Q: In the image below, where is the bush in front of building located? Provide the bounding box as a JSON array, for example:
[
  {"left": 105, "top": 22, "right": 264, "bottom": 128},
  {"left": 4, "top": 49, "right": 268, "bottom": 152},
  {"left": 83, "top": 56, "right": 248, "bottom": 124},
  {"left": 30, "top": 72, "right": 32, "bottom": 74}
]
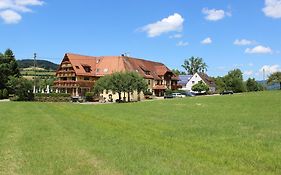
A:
[
  {"left": 35, "top": 93, "right": 71, "bottom": 102},
  {"left": 85, "top": 92, "right": 100, "bottom": 102}
]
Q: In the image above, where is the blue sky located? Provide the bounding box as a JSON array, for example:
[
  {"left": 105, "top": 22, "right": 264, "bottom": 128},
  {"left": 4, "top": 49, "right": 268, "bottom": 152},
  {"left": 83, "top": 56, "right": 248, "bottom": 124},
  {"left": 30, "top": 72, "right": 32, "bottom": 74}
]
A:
[{"left": 0, "top": 0, "right": 280, "bottom": 80}]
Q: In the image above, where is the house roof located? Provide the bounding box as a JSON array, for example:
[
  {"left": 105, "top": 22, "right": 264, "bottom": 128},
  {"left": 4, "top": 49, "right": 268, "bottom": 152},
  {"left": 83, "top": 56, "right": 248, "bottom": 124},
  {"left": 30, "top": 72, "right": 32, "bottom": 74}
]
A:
[
  {"left": 60, "top": 53, "right": 177, "bottom": 80},
  {"left": 178, "top": 75, "right": 193, "bottom": 86},
  {"left": 198, "top": 73, "right": 216, "bottom": 88}
]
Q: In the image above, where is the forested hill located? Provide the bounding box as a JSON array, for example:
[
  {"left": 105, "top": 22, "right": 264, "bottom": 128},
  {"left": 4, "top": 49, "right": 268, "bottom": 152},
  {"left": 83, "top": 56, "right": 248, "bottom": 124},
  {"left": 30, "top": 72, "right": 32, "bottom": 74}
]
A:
[{"left": 17, "top": 59, "right": 59, "bottom": 70}]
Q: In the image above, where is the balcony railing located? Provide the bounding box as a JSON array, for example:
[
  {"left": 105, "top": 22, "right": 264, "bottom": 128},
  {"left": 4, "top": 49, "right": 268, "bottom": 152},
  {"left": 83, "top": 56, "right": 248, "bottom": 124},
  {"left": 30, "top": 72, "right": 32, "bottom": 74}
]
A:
[
  {"left": 57, "top": 73, "right": 76, "bottom": 77},
  {"left": 54, "top": 80, "right": 95, "bottom": 88}
]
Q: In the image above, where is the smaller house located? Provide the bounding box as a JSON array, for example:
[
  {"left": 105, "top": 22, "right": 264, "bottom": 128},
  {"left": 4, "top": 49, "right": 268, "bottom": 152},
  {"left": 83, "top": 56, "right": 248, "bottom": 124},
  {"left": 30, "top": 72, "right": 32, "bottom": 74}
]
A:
[{"left": 179, "top": 73, "right": 216, "bottom": 93}]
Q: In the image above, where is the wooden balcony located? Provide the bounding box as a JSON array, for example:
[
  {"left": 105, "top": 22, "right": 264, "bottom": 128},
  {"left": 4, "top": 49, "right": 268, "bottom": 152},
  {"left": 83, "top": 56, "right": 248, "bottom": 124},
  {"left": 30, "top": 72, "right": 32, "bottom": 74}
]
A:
[
  {"left": 54, "top": 80, "right": 95, "bottom": 88},
  {"left": 61, "top": 63, "right": 73, "bottom": 68},
  {"left": 56, "top": 70, "right": 75, "bottom": 74},
  {"left": 57, "top": 73, "right": 76, "bottom": 77}
]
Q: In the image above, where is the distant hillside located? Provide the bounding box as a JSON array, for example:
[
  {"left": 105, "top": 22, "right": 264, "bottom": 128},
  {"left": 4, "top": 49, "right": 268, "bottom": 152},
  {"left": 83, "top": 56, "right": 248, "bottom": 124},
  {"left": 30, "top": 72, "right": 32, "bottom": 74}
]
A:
[{"left": 17, "top": 59, "right": 59, "bottom": 71}]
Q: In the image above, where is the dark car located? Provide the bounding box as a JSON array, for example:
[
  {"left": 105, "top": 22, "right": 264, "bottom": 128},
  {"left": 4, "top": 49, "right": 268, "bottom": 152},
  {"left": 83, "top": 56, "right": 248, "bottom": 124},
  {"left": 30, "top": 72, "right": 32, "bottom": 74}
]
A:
[
  {"left": 164, "top": 94, "right": 174, "bottom": 99},
  {"left": 220, "top": 90, "right": 234, "bottom": 95}
]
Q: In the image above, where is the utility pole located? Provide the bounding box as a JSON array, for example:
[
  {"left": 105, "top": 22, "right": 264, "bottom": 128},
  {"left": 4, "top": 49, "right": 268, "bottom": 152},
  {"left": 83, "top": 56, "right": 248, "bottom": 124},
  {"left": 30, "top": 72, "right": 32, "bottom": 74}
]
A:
[
  {"left": 263, "top": 68, "right": 265, "bottom": 81},
  {"left": 33, "top": 53, "right": 37, "bottom": 93}
]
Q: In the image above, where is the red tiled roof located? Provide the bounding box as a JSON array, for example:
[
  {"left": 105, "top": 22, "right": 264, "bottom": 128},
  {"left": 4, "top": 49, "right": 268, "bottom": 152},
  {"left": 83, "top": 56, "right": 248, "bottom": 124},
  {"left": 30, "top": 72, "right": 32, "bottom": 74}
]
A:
[
  {"left": 198, "top": 73, "right": 216, "bottom": 88},
  {"left": 59, "top": 53, "right": 178, "bottom": 80}
]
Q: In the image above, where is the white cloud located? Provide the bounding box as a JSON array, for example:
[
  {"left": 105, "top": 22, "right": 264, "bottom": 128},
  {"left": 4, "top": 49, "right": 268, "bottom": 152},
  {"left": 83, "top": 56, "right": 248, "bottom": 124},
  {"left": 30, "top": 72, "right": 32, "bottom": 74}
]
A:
[
  {"left": 201, "top": 37, "right": 212, "bottom": 44},
  {"left": 248, "top": 63, "right": 254, "bottom": 67},
  {"left": 260, "top": 65, "right": 280, "bottom": 74},
  {"left": 245, "top": 45, "right": 273, "bottom": 54},
  {"left": 177, "top": 41, "right": 189, "bottom": 47},
  {"left": 244, "top": 70, "right": 254, "bottom": 76},
  {"left": 141, "top": 13, "right": 184, "bottom": 37},
  {"left": 169, "top": 34, "right": 183, "bottom": 39},
  {"left": 15, "top": 0, "right": 44, "bottom": 6},
  {"left": 202, "top": 8, "right": 231, "bottom": 21},
  {"left": 263, "top": 0, "right": 281, "bottom": 18},
  {"left": 234, "top": 39, "right": 257, "bottom": 46},
  {"left": 0, "top": 10, "right": 21, "bottom": 24},
  {"left": 0, "top": 0, "right": 44, "bottom": 24}
]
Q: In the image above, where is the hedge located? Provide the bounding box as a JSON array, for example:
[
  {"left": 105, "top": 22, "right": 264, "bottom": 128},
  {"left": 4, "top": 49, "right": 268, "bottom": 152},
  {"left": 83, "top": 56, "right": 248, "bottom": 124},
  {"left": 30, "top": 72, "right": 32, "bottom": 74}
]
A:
[{"left": 35, "top": 93, "right": 71, "bottom": 102}]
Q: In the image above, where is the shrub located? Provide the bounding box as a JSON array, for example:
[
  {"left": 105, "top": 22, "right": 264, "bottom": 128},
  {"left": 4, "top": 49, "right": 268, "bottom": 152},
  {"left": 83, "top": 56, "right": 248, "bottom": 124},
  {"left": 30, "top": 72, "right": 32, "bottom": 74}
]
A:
[
  {"left": 2, "top": 89, "right": 8, "bottom": 99},
  {"left": 34, "top": 93, "right": 71, "bottom": 102},
  {"left": 192, "top": 81, "right": 209, "bottom": 92},
  {"left": 0, "top": 89, "right": 2, "bottom": 99},
  {"left": 85, "top": 92, "right": 95, "bottom": 102},
  {"left": 143, "top": 91, "right": 153, "bottom": 96}
]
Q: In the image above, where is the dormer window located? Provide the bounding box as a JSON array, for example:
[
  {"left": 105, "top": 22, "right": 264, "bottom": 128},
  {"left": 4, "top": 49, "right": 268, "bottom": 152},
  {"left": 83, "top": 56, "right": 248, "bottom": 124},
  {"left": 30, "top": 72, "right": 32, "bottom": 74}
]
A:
[
  {"left": 145, "top": 71, "right": 150, "bottom": 75},
  {"left": 81, "top": 64, "right": 91, "bottom": 73},
  {"left": 139, "top": 66, "right": 150, "bottom": 75},
  {"left": 75, "top": 66, "right": 80, "bottom": 69}
]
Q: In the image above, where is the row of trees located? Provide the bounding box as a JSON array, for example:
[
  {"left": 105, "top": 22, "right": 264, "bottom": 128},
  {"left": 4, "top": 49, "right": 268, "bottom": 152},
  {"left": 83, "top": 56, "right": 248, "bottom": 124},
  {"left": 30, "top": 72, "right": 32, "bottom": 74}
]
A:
[
  {"left": 214, "top": 69, "right": 265, "bottom": 93},
  {"left": 93, "top": 72, "right": 148, "bottom": 102}
]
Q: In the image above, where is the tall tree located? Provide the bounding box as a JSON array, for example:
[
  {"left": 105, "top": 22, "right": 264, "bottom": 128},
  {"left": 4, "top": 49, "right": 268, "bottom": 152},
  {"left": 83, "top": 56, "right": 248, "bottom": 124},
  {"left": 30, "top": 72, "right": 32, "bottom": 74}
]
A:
[
  {"left": 172, "top": 69, "right": 186, "bottom": 76},
  {"left": 0, "top": 49, "right": 21, "bottom": 89},
  {"left": 181, "top": 57, "right": 207, "bottom": 75},
  {"left": 246, "top": 78, "right": 260, "bottom": 92},
  {"left": 224, "top": 69, "right": 246, "bottom": 93},
  {"left": 267, "top": 72, "right": 281, "bottom": 90}
]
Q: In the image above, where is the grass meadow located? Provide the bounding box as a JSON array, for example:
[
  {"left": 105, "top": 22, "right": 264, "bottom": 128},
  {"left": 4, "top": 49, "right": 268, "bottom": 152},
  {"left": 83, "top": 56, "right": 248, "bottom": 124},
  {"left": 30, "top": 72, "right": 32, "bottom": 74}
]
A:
[{"left": 0, "top": 91, "right": 280, "bottom": 175}]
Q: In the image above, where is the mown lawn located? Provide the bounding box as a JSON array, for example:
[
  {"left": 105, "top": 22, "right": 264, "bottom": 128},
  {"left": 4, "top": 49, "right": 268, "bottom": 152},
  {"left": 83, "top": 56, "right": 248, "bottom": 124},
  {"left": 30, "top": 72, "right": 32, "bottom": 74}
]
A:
[{"left": 0, "top": 91, "right": 280, "bottom": 175}]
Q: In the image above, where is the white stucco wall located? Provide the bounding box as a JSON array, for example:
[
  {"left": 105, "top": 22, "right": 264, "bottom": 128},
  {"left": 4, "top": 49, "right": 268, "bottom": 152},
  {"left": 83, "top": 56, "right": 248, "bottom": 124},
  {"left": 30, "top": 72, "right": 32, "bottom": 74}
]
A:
[{"left": 183, "top": 73, "right": 204, "bottom": 92}]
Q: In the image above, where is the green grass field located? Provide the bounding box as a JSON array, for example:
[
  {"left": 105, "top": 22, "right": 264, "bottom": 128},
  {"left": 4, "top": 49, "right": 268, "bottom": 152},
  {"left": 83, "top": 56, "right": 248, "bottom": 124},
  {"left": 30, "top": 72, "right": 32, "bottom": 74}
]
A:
[{"left": 0, "top": 91, "right": 280, "bottom": 175}]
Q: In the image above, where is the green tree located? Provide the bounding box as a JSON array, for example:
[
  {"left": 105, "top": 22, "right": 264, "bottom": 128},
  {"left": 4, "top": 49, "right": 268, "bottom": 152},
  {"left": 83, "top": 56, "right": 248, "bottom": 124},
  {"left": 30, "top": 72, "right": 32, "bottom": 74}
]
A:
[
  {"left": 246, "top": 78, "right": 260, "bottom": 92},
  {"left": 214, "top": 76, "right": 227, "bottom": 93},
  {"left": 93, "top": 72, "right": 148, "bottom": 102},
  {"left": 267, "top": 72, "right": 281, "bottom": 90},
  {"left": 181, "top": 57, "right": 207, "bottom": 75},
  {"left": 192, "top": 81, "right": 209, "bottom": 92},
  {"left": 7, "top": 77, "right": 34, "bottom": 101},
  {"left": 224, "top": 69, "right": 246, "bottom": 93},
  {"left": 172, "top": 69, "right": 186, "bottom": 76},
  {"left": 132, "top": 73, "right": 148, "bottom": 101},
  {"left": 0, "top": 49, "right": 21, "bottom": 89}
]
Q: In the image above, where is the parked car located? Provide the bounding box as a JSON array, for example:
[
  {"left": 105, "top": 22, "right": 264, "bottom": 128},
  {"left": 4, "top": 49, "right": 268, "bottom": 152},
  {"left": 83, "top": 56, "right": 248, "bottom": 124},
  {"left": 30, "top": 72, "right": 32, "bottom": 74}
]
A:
[
  {"left": 172, "top": 93, "right": 186, "bottom": 98},
  {"left": 164, "top": 94, "right": 174, "bottom": 99},
  {"left": 182, "top": 91, "right": 195, "bottom": 97},
  {"left": 220, "top": 90, "right": 234, "bottom": 95}
]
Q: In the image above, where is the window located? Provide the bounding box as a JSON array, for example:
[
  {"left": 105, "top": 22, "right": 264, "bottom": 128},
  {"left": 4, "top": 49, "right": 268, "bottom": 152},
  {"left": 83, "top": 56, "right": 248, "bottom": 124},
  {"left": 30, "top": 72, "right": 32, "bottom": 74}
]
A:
[
  {"left": 84, "top": 77, "right": 90, "bottom": 81},
  {"left": 75, "top": 66, "right": 80, "bottom": 69},
  {"left": 72, "top": 77, "right": 76, "bottom": 81},
  {"left": 84, "top": 66, "right": 91, "bottom": 73},
  {"left": 148, "top": 80, "right": 151, "bottom": 85},
  {"left": 96, "top": 68, "right": 100, "bottom": 73},
  {"left": 192, "top": 81, "right": 195, "bottom": 84}
]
